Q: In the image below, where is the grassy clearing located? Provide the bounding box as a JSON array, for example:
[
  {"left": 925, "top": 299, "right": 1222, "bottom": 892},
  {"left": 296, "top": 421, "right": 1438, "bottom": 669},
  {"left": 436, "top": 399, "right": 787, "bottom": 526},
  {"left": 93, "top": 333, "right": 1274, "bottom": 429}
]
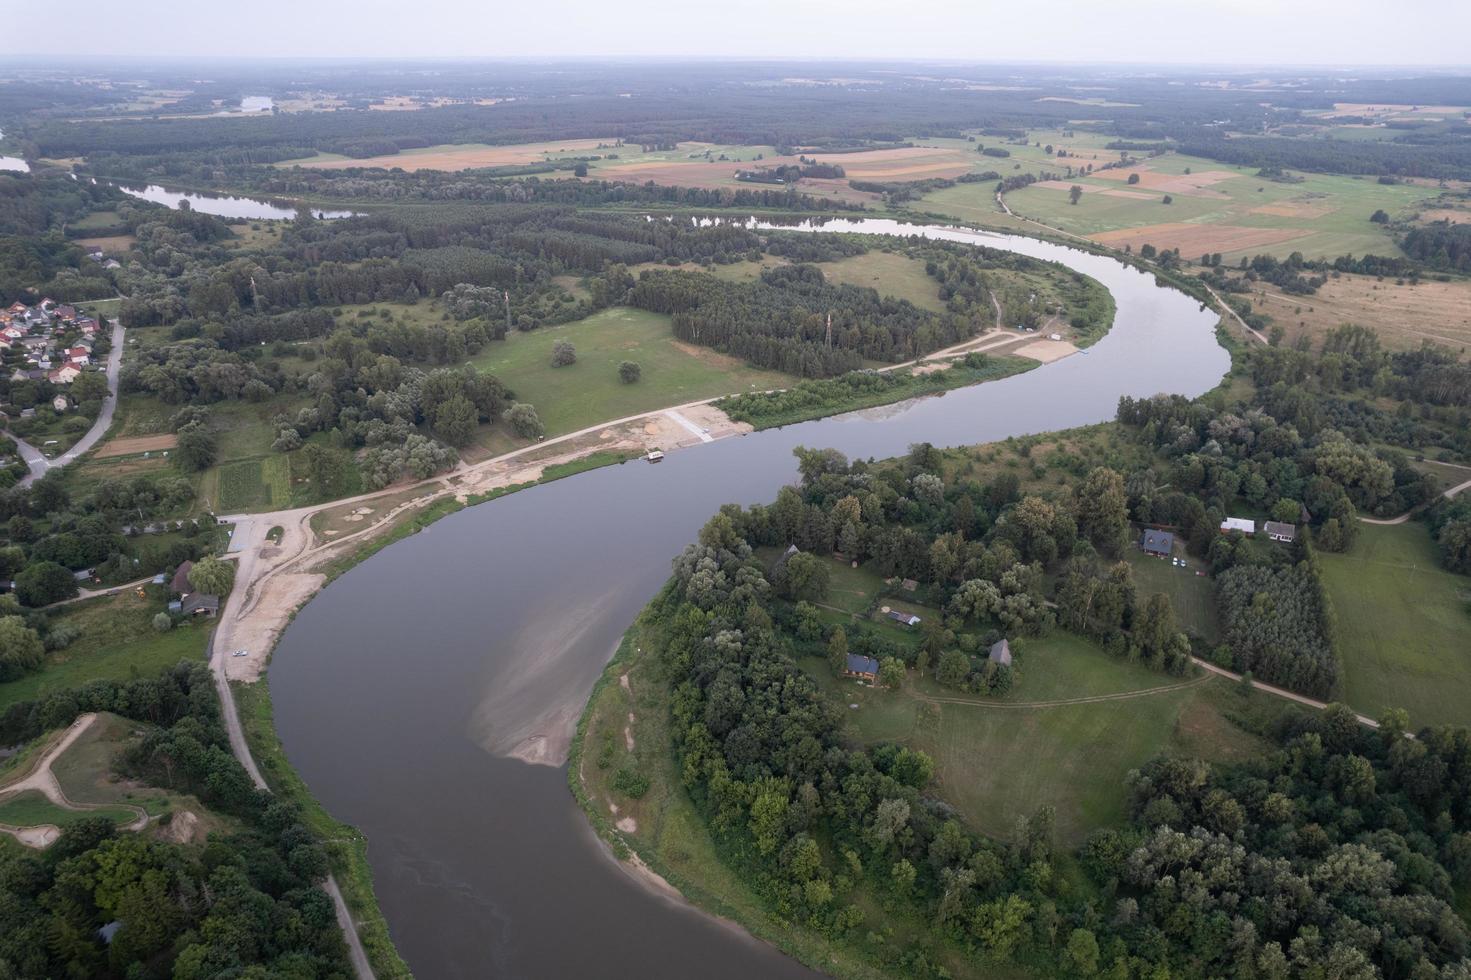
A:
[
  {"left": 819, "top": 251, "right": 947, "bottom": 312},
  {"left": 1125, "top": 550, "right": 1220, "bottom": 642},
  {"left": 0, "top": 591, "right": 211, "bottom": 713},
  {"left": 803, "top": 632, "right": 1270, "bottom": 846},
  {"left": 468, "top": 306, "right": 792, "bottom": 436},
  {"left": 48, "top": 711, "right": 234, "bottom": 824},
  {"left": 0, "top": 790, "right": 137, "bottom": 828},
  {"left": 1321, "top": 522, "right": 1471, "bottom": 729},
  {"left": 996, "top": 152, "right": 1442, "bottom": 261},
  {"left": 234, "top": 681, "right": 412, "bottom": 979}
]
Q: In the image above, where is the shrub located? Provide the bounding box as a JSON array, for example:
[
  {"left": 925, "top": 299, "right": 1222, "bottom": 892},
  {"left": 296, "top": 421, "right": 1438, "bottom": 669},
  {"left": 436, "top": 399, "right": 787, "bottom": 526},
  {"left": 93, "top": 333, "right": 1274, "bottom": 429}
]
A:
[
  {"left": 618, "top": 360, "right": 641, "bottom": 384},
  {"left": 152, "top": 612, "right": 173, "bottom": 632},
  {"left": 550, "top": 340, "right": 577, "bottom": 367},
  {"left": 613, "top": 766, "right": 650, "bottom": 799}
]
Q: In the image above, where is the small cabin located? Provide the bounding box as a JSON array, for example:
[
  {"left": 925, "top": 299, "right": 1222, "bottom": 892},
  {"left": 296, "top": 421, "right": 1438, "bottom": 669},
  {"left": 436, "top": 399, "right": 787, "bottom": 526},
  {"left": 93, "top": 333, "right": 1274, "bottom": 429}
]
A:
[
  {"left": 989, "top": 638, "right": 1013, "bottom": 667},
  {"left": 1264, "top": 521, "right": 1296, "bottom": 543},
  {"left": 886, "top": 610, "right": 921, "bottom": 628},
  {"left": 1220, "top": 517, "right": 1255, "bottom": 536},
  {"left": 1140, "top": 528, "right": 1174, "bottom": 558},
  {"left": 179, "top": 593, "right": 219, "bottom": 618},
  {"left": 843, "top": 654, "right": 880, "bottom": 682}
]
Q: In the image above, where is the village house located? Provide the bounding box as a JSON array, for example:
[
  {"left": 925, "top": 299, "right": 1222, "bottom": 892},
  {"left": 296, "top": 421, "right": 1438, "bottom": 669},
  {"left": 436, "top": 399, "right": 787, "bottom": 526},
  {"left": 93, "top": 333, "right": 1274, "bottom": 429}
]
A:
[
  {"left": 989, "top": 638, "right": 1013, "bottom": 667},
  {"left": 177, "top": 593, "right": 220, "bottom": 618},
  {"left": 842, "top": 654, "right": 880, "bottom": 683},
  {"left": 1264, "top": 521, "right": 1297, "bottom": 543},
  {"left": 1140, "top": 528, "right": 1174, "bottom": 558},
  {"left": 886, "top": 610, "right": 921, "bottom": 627},
  {"left": 48, "top": 365, "right": 81, "bottom": 385},
  {"left": 1220, "top": 517, "right": 1255, "bottom": 536}
]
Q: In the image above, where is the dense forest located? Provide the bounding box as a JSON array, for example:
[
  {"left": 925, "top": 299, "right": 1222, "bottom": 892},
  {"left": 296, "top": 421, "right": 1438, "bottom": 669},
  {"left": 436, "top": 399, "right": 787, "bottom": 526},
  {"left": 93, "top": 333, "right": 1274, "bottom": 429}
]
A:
[{"left": 0, "top": 662, "right": 350, "bottom": 978}]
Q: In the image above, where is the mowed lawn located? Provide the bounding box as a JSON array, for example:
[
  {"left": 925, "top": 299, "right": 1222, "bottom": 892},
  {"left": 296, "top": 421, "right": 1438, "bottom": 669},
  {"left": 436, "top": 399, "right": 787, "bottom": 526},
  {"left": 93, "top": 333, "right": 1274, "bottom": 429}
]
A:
[
  {"left": 819, "top": 252, "right": 947, "bottom": 312},
  {"left": 1321, "top": 522, "right": 1471, "bottom": 729},
  {"left": 805, "top": 633, "right": 1264, "bottom": 845},
  {"left": 1126, "top": 550, "right": 1220, "bottom": 642},
  {"left": 468, "top": 307, "right": 791, "bottom": 436}
]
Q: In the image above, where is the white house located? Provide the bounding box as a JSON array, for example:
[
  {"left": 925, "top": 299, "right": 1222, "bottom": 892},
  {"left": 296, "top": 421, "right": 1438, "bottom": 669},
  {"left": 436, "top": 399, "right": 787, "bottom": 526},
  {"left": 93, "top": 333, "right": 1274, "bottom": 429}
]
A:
[{"left": 1219, "top": 517, "right": 1255, "bottom": 535}]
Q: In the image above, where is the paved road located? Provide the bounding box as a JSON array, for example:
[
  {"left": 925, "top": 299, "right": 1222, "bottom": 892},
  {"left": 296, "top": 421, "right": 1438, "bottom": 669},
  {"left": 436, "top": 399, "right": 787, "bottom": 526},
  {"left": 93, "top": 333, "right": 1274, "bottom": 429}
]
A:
[{"left": 12, "top": 318, "right": 125, "bottom": 486}]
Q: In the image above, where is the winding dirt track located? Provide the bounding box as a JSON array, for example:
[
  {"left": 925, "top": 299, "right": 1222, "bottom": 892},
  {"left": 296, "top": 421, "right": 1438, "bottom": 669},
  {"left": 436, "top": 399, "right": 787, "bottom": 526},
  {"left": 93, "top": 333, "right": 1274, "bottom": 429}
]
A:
[{"left": 0, "top": 713, "right": 149, "bottom": 848}]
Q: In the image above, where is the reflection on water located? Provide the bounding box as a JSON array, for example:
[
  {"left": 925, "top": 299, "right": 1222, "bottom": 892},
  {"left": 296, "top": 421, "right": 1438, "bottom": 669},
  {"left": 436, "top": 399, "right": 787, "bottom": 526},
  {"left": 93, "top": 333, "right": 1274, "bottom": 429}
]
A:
[
  {"left": 113, "top": 182, "right": 357, "bottom": 221},
  {"left": 0, "top": 129, "right": 28, "bottom": 173},
  {"left": 271, "top": 219, "right": 1229, "bottom": 979}
]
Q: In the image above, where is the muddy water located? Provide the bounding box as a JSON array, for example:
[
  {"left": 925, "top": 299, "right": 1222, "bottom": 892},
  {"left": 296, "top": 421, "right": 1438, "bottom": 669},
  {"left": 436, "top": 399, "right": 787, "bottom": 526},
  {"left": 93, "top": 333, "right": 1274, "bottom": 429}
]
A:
[{"left": 270, "top": 220, "right": 1228, "bottom": 979}]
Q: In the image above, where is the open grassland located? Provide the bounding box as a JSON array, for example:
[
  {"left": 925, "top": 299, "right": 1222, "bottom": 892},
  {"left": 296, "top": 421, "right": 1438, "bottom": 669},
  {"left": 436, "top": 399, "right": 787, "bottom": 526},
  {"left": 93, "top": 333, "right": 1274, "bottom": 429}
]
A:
[
  {"left": 818, "top": 250, "right": 947, "bottom": 312},
  {"left": 468, "top": 306, "right": 791, "bottom": 436},
  {"left": 1245, "top": 272, "right": 1471, "bottom": 353},
  {"left": 0, "top": 592, "right": 211, "bottom": 713},
  {"left": 1321, "top": 522, "right": 1471, "bottom": 729},
  {"left": 996, "top": 153, "right": 1442, "bottom": 260},
  {"left": 284, "top": 137, "right": 617, "bottom": 171},
  {"left": 805, "top": 634, "right": 1273, "bottom": 846}
]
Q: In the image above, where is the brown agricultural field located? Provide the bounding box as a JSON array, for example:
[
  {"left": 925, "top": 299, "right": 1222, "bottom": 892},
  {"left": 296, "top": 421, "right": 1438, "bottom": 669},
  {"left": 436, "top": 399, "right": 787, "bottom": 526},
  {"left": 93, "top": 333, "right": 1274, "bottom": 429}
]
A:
[
  {"left": 298, "top": 138, "right": 612, "bottom": 171},
  {"left": 1246, "top": 273, "right": 1471, "bottom": 352},
  {"left": 1418, "top": 208, "right": 1470, "bottom": 224},
  {"left": 1091, "top": 222, "right": 1308, "bottom": 255},
  {"left": 93, "top": 434, "right": 178, "bottom": 459},
  {"left": 1088, "top": 167, "right": 1238, "bottom": 198}
]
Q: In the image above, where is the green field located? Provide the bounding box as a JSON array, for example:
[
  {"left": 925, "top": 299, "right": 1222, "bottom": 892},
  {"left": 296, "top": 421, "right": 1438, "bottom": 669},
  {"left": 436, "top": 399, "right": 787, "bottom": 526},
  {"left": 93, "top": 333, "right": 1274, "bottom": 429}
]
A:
[
  {"left": 1321, "top": 522, "right": 1471, "bottom": 729},
  {"left": 0, "top": 593, "right": 212, "bottom": 713},
  {"left": 819, "top": 251, "right": 947, "bottom": 312},
  {"left": 468, "top": 306, "right": 792, "bottom": 436},
  {"left": 804, "top": 632, "right": 1270, "bottom": 845},
  {"left": 1125, "top": 550, "right": 1220, "bottom": 642},
  {"left": 987, "top": 151, "right": 1442, "bottom": 261},
  {"left": 0, "top": 790, "right": 137, "bottom": 828}
]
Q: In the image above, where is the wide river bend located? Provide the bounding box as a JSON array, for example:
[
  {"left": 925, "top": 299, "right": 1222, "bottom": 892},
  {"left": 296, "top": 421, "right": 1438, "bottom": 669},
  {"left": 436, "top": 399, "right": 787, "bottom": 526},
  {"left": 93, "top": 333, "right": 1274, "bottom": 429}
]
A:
[{"left": 270, "top": 218, "right": 1228, "bottom": 979}]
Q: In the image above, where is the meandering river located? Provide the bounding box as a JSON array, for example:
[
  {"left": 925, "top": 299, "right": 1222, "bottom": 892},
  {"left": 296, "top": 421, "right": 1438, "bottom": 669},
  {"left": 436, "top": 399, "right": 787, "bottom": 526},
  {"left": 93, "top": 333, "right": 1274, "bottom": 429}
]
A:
[
  {"left": 111, "top": 181, "right": 357, "bottom": 220},
  {"left": 269, "top": 219, "right": 1228, "bottom": 979}
]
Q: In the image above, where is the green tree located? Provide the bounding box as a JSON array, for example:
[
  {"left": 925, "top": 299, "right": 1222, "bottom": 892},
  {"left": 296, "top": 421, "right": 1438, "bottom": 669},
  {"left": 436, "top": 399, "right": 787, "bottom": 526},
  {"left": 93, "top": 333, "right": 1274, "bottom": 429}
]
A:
[
  {"left": 0, "top": 616, "right": 45, "bottom": 680},
  {"left": 504, "top": 402, "right": 544, "bottom": 439},
  {"left": 173, "top": 423, "right": 217, "bottom": 472},
  {"left": 14, "top": 561, "right": 77, "bottom": 607},
  {"left": 1069, "top": 185, "right": 1083, "bottom": 205},
  {"left": 878, "top": 656, "right": 905, "bottom": 689},
  {"left": 433, "top": 393, "right": 478, "bottom": 447},
  {"left": 777, "top": 551, "right": 829, "bottom": 601},
  {"left": 1075, "top": 467, "right": 1129, "bottom": 553},
  {"left": 152, "top": 612, "right": 173, "bottom": 632},
  {"left": 828, "top": 627, "right": 849, "bottom": 674},
  {"left": 188, "top": 556, "right": 235, "bottom": 596},
  {"left": 618, "top": 361, "right": 642, "bottom": 384},
  {"left": 550, "top": 340, "right": 577, "bottom": 367},
  {"left": 1065, "top": 928, "right": 1100, "bottom": 976}
]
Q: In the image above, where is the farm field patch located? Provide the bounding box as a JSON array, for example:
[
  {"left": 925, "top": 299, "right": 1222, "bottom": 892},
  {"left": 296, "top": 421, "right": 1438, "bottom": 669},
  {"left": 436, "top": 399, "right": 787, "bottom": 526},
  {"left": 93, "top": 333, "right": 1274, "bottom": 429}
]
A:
[{"left": 1321, "top": 522, "right": 1471, "bottom": 729}]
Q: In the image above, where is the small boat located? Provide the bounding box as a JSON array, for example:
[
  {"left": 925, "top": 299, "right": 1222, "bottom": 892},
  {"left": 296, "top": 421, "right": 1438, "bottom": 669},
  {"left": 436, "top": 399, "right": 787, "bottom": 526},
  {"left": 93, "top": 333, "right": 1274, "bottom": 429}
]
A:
[{"left": 645, "top": 450, "right": 665, "bottom": 463}]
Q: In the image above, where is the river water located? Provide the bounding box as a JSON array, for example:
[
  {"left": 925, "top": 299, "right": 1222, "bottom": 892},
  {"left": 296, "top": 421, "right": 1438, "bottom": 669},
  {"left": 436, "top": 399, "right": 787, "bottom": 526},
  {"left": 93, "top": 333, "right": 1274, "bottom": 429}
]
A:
[
  {"left": 112, "top": 182, "right": 357, "bottom": 220},
  {"left": 269, "top": 219, "right": 1227, "bottom": 979},
  {"left": 0, "top": 129, "right": 28, "bottom": 173}
]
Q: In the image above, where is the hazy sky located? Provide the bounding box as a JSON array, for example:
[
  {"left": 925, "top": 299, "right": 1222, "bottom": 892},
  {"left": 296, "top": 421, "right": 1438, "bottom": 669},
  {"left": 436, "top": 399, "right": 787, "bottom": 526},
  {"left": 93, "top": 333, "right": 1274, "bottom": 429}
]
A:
[{"left": 8, "top": 0, "right": 1470, "bottom": 67}]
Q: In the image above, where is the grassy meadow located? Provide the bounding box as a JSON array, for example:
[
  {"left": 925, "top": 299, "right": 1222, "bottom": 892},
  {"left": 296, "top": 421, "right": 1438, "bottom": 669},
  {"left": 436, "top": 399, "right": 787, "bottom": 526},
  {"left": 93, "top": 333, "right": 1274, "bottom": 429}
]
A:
[
  {"left": 1321, "top": 522, "right": 1471, "bottom": 729},
  {"left": 468, "top": 306, "right": 792, "bottom": 436}
]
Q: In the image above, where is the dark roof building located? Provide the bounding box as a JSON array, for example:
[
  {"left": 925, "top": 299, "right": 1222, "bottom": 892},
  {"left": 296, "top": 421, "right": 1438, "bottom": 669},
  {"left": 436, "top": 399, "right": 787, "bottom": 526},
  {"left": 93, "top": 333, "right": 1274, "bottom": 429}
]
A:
[
  {"left": 1264, "top": 521, "right": 1297, "bottom": 543},
  {"left": 886, "top": 610, "right": 921, "bottom": 627},
  {"left": 989, "top": 638, "right": 1013, "bottom": 666},
  {"left": 843, "top": 654, "right": 880, "bottom": 679},
  {"left": 1140, "top": 529, "right": 1174, "bottom": 557},
  {"left": 170, "top": 560, "right": 193, "bottom": 595},
  {"left": 179, "top": 593, "right": 219, "bottom": 617}
]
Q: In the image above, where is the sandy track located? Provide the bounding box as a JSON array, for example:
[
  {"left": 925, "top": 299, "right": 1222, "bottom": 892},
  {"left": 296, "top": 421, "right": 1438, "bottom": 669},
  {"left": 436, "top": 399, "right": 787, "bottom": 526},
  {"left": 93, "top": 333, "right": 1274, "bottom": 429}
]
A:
[{"left": 0, "top": 713, "right": 149, "bottom": 847}]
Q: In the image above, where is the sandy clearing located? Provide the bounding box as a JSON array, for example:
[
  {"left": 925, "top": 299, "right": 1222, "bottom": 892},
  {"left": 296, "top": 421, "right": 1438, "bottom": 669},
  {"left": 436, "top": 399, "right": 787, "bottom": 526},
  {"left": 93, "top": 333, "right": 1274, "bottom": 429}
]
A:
[
  {"left": 0, "top": 823, "right": 60, "bottom": 848},
  {"left": 94, "top": 433, "right": 178, "bottom": 458},
  {"left": 1012, "top": 338, "right": 1079, "bottom": 363},
  {"left": 0, "top": 713, "right": 150, "bottom": 838},
  {"left": 298, "top": 138, "right": 611, "bottom": 171},
  {"left": 221, "top": 571, "right": 325, "bottom": 683},
  {"left": 1090, "top": 222, "right": 1309, "bottom": 255}
]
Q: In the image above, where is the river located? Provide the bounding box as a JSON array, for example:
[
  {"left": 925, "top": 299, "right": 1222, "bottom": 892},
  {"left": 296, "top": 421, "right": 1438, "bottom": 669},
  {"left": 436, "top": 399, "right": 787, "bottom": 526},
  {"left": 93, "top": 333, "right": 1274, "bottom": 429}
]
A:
[
  {"left": 0, "top": 128, "right": 29, "bottom": 173},
  {"left": 111, "top": 182, "right": 357, "bottom": 220},
  {"left": 268, "top": 219, "right": 1227, "bottom": 979}
]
